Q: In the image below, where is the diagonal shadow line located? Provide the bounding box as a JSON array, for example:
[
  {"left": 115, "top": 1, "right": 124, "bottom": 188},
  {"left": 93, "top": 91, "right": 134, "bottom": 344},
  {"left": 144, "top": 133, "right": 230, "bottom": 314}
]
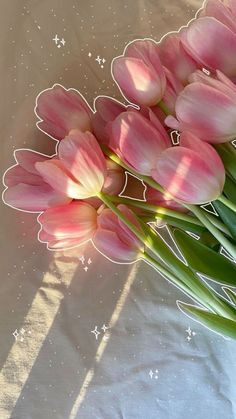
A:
[
  {"left": 6, "top": 243, "right": 139, "bottom": 419},
  {"left": 69, "top": 261, "right": 140, "bottom": 418}
]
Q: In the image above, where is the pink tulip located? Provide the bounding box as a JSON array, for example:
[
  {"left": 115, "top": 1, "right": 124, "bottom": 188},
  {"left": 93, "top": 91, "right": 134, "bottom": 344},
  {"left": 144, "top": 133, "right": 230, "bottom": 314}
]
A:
[
  {"left": 38, "top": 201, "right": 97, "bottom": 250},
  {"left": 145, "top": 187, "right": 187, "bottom": 212},
  {"left": 3, "top": 149, "right": 71, "bottom": 212},
  {"left": 165, "top": 70, "right": 236, "bottom": 143},
  {"left": 152, "top": 131, "right": 225, "bottom": 205},
  {"left": 92, "top": 96, "right": 131, "bottom": 145},
  {"left": 84, "top": 158, "right": 125, "bottom": 208},
  {"left": 109, "top": 111, "right": 171, "bottom": 175},
  {"left": 199, "top": 0, "right": 236, "bottom": 32},
  {"left": 35, "top": 84, "right": 93, "bottom": 140},
  {"left": 112, "top": 39, "right": 166, "bottom": 106},
  {"left": 158, "top": 33, "right": 198, "bottom": 85},
  {"left": 161, "top": 67, "right": 183, "bottom": 114},
  {"left": 92, "top": 204, "right": 144, "bottom": 262},
  {"left": 181, "top": 16, "right": 236, "bottom": 79},
  {"left": 35, "top": 130, "right": 107, "bottom": 199}
]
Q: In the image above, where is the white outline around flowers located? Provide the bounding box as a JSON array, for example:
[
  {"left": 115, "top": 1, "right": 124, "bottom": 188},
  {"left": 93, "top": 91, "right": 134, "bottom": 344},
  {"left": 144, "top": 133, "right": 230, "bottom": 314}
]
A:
[{"left": 2, "top": 0, "right": 236, "bottom": 337}]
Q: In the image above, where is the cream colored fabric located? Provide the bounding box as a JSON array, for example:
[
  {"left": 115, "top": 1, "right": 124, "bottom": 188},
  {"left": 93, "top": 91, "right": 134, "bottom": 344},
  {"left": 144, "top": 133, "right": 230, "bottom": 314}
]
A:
[{"left": 1, "top": 1, "right": 236, "bottom": 418}]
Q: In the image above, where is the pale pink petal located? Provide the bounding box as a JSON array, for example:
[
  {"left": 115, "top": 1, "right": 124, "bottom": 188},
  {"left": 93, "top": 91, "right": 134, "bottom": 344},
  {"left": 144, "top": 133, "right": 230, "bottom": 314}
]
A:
[
  {"left": 38, "top": 228, "right": 90, "bottom": 250},
  {"left": 200, "top": 0, "right": 236, "bottom": 32},
  {"left": 165, "top": 115, "right": 181, "bottom": 131},
  {"left": 93, "top": 229, "right": 139, "bottom": 262},
  {"left": 102, "top": 159, "right": 125, "bottom": 195},
  {"left": 3, "top": 165, "right": 43, "bottom": 187},
  {"left": 174, "top": 82, "right": 236, "bottom": 142},
  {"left": 117, "top": 204, "right": 144, "bottom": 250},
  {"left": 158, "top": 34, "right": 198, "bottom": 85},
  {"left": 35, "top": 160, "right": 90, "bottom": 199},
  {"left": 152, "top": 146, "right": 224, "bottom": 204},
  {"left": 94, "top": 96, "right": 127, "bottom": 122},
  {"left": 35, "top": 84, "right": 93, "bottom": 140},
  {"left": 38, "top": 201, "right": 97, "bottom": 238},
  {"left": 125, "top": 39, "right": 166, "bottom": 86},
  {"left": 3, "top": 183, "right": 71, "bottom": 212},
  {"left": 97, "top": 208, "right": 118, "bottom": 230},
  {"left": 14, "top": 149, "right": 50, "bottom": 174},
  {"left": 58, "top": 130, "right": 106, "bottom": 196},
  {"left": 112, "top": 57, "right": 165, "bottom": 106},
  {"left": 111, "top": 112, "right": 170, "bottom": 175},
  {"left": 182, "top": 17, "right": 236, "bottom": 77}
]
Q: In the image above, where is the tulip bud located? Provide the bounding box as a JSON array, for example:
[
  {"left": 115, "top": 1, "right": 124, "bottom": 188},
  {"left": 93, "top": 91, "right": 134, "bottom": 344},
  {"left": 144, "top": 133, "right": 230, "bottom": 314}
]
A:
[
  {"left": 93, "top": 204, "right": 144, "bottom": 262},
  {"left": 109, "top": 111, "right": 171, "bottom": 175},
  {"left": 112, "top": 39, "right": 166, "bottom": 106},
  {"left": 35, "top": 84, "right": 93, "bottom": 140},
  {"left": 165, "top": 70, "right": 236, "bottom": 143},
  {"left": 38, "top": 201, "right": 97, "bottom": 250},
  {"left": 152, "top": 132, "right": 225, "bottom": 204}
]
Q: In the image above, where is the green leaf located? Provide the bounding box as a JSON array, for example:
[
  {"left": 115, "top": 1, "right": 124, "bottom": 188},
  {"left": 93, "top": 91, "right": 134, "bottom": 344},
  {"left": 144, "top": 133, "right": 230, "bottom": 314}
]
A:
[
  {"left": 215, "top": 144, "right": 236, "bottom": 181},
  {"left": 172, "top": 229, "right": 236, "bottom": 286},
  {"left": 213, "top": 200, "right": 236, "bottom": 242},
  {"left": 224, "top": 176, "right": 236, "bottom": 205},
  {"left": 178, "top": 302, "right": 236, "bottom": 339},
  {"left": 222, "top": 287, "right": 236, "bottom": 306}
]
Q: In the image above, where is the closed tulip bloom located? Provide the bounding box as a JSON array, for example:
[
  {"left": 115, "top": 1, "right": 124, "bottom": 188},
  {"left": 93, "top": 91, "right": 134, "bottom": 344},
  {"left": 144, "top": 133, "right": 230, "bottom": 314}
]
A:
[
  {"left": 3, "top": 149, "right": 71, "bottom": 212},
  {"left": 158, "top": 33, "right": 198, "bottom": 85},
  {"left": 38, "top": 201, "right": 97, "bottom": 250},
  {"left": 109, "top": 111, "right": 171, "bottom": 175},
  {"left": 35, "top": 130, "right": 107, "bottom": 199},
  {"left": 199, "top": 0, "right": 236, "bottom": 32},
  {"left": 92, "top": 205, "right": 144, "bottom": 262},
  {"left": 181, "top": 16, "right": 236, "bottom": 79},
  {"left": 165, "top": 70, "right": 236, "bottom": 143},
  {"left": 152, "top": 132, "right": 225, "bottom": 205},
  {"left": 112, "top": 39, "right": 166, "bottom": 106},
  {"left": 35, "top": 84, "right": 93, "bottom": 140}
]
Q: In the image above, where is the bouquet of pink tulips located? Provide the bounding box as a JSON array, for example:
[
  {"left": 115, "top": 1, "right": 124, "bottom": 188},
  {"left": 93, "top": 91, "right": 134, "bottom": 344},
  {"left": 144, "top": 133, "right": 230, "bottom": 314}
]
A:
[{"left": 4, "top": 0, "right": 236, "bottom": 339}]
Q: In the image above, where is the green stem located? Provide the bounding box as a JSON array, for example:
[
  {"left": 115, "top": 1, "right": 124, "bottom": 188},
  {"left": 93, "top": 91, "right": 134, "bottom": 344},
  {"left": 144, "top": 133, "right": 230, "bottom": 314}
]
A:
[
  {"left": 158, "top": 100, "right": 171, "bottom": 116},
  {"left": 217, "top": 194, "right": 236, "bottom": 213},
  {"left": 98, "top": 192, "right": 236, "bottom": 320},
  {"left": 186, "top": 204, "right": 236, "bottom": 260},
  {"left": 101, "top": 148, "right": 233, "bottom": 239},
  {"left": 108, "top": 194, "right": 231, "bottom": 237},
  {"left": 108, "top": 195, "right": 202, "bottom": 225}
]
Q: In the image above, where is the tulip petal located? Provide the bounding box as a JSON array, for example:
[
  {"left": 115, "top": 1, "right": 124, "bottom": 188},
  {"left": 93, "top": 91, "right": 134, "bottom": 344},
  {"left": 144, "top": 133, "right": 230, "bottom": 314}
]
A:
[
  {"left": 111, "top": 112, "right": 170, "bottom": 175},
  {"left": 113, "top": 57, "right": 164, "bottom": 106},
  {"left": 200, "top": 0, "right": 236, "bottom": 33},
  {"left": 3, "top": 165, "right": 43, "bottom": 187},
  {"left": 93, "top": 229, "right": 139, "bottom": 262},
  {"left": 59, "top": 130, "right": 106, "bottom": 195},
  {"left": 35, "top": 84, "right": 92, "bottom": 140},
  {"left": 125, "top": 39, "right": 166, "bottom": 88},
  {"left": 182, "top": 17, "right": 236, "bottom": 76},
  {"left": 152, "top": 146, "right": 224, "bottom": 204},
  {"left": 35, "top": 159, "right": 89, "bottom": 199},
  {"left": 174, "top": 82, "right": 236, "bottom": 142},
  {"left": 3, "top": 183, "right": 71, "bottom": 212},
  {"left": 38, "top": 201, "right": 97, "bottom": 238},
  {"left": 158, "top": 34, "right": 198, "bottom": 85},
  {"left": 180, "top": 131, "right": 225, "bottom": 189},
  {"left": 14, "top": 149, "right": 50, "bottom": 174}
]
